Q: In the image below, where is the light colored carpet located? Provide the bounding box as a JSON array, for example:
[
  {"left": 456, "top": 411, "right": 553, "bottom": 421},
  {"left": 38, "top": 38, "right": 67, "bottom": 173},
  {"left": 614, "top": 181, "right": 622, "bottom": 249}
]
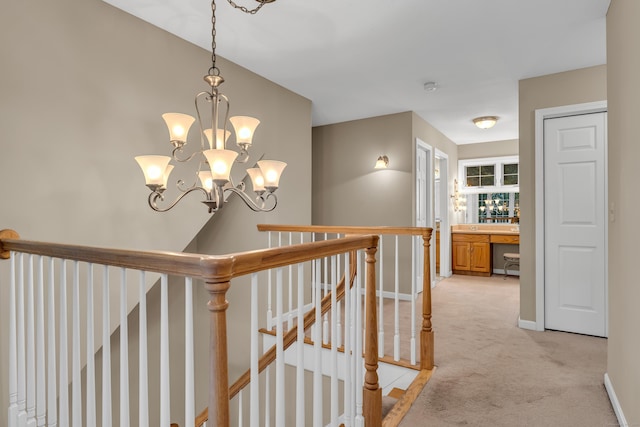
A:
[{"left": 398, "top": 274, "right": 617, "bottom": 427}]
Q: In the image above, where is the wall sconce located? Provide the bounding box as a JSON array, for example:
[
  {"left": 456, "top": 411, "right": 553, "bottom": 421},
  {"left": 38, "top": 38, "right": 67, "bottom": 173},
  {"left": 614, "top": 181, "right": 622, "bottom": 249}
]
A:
[
  {"left": 451, "top": 179, "right": 467, "bottom": 212},
  {"left": 374, "top": 155, "right": 389, "bottom": 169},
  {"left": 473, "top": 116, "right": 499, "bottom": 129}
]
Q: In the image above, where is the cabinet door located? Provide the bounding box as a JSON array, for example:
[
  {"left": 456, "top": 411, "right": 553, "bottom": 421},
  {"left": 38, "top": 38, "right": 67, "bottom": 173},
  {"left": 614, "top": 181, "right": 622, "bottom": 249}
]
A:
[
  {"left": 452, "top": 242, "right": 471, "bottom": 271},
  {"left": 470, "top": 242, "right": 491, "bottom": 273}
]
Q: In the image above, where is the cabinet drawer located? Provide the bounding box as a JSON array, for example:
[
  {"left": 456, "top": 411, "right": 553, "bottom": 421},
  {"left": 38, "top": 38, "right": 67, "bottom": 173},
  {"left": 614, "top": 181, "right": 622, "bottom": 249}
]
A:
[
  {"left": 451, "top": 233, "right": 490, "bottom": 243},
  {"left": 490, "top": 234, "right": 520, "bottom": 244}
]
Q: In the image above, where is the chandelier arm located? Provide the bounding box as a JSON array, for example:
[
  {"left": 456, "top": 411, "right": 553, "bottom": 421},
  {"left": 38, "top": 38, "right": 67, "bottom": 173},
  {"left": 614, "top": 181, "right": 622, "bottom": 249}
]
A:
[
  {"left": 223, "top": 187, "right": 278, "bottom": 212},
  {"left": 147, "top": 186, "right": 212, "bottom": 213},
  {"left": 195, "top": 91, "right": 214, "bottom": 150},
  {"left": 172, "top": 147, "right": 202, "bottom": 163}
]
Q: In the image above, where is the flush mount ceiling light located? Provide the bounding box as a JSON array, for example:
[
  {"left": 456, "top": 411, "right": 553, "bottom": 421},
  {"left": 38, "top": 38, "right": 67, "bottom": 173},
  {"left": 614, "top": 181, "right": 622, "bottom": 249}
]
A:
[
  {"left": 374, "top": 155, "right": 389, "bottom": 169},
  {"left": 473, "top": 116, "right": 499, "bottom": 129},
  {"left": 135, "top": 0, "right": 285, "bottom": 214},
  {"left": 423, "top": 81, "right": 438, "bottom": 92}
]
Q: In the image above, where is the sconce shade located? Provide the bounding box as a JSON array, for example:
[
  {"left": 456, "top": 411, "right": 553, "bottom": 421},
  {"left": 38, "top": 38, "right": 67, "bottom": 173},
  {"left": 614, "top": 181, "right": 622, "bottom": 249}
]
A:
[
  {"left": 162, "top": 113, "right": 195, "bottom": 143},
  {"left": 246, "top": 168, "right": 266, "bottom": 193},
  {"left": 375, "top": 155, "right": 389, "bottom": 169},
  {"left": 204, "top": 128, "right": 231, "bottom": 150},
  {"left": 230, "top": 116, "right": 260, "bottom": 146},
  {"left": 473, "top": 116, "right": 498, "bottom": 129},
  {"left": 198, "top": 170, "right": 214, "bottom": 191},
  {"left": 203, "top": 149, "right": 239, "bottom": 186},
  {"left": 257, "top": 160, "right": 287, "bottom": 191},
  {"left": 135, "top": 155, "right": 172, "bottom": 187}
]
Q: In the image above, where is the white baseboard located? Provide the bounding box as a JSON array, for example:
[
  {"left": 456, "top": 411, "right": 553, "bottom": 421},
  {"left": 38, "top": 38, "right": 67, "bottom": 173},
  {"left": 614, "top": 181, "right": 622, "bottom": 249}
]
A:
[
  {"left": 605, "top": 373, "right": 629, "bottom": 427},
  {"left": 517, "top": 317, "right": 537, "bottom": 331},
  {"left": 492, "top": 268, "right": 520, "bottom": 276}
]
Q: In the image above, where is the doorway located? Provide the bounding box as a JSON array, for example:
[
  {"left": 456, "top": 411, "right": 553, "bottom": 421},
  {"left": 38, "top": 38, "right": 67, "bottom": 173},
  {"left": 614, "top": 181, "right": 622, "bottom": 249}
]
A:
[
  {"left": 435, "top": 149, "right": 451, "bottom": 278},
  {"left": 534, "top": 101, "right": 608, "bottom": 337},
  {"left": 415, "top": 138, "right": 434, "bottom": 290}
]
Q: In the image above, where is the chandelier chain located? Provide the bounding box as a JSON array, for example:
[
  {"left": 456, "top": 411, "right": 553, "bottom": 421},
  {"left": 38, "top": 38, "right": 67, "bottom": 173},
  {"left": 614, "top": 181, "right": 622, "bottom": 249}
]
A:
[
  {"left": 226, "top": 0, "right": 266, "bottom": 15},
  {"left": 209, "top": 0, "right": 220, "bottom": 76}
]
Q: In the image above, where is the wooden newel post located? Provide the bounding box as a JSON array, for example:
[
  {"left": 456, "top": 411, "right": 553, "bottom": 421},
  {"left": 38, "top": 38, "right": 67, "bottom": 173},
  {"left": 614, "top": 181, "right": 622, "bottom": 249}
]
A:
[
  {"left": 421, "top": 230, "right": 434, "bottom": 370},
  {"left": 363, "top": 245, "right": 382, "bottom": 426},
  {"left": 205, "top": 275, "right": 232, "bottom": 427},
  {"left": 0, "top": 229, "right": 20, "bottom": 259}
]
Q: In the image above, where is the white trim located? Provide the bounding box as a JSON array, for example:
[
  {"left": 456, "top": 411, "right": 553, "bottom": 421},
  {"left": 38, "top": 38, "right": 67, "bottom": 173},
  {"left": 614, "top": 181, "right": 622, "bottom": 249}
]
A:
[
  {"left": 534, "top": 101, "right": 607, "bottom": 332},
  {"left": 415, "top": 138, "right": 435, "bottom": 289},
  {"left": 493, "top": 268, "right": 520, "bottom": 276},
  {"left": 435, "top": 149, "right": 451, "bottom": 280},
  {"left": 604, "top": 373, "right": 628, "bottom": 427},
  {"left": 517, "top": 318, "right": 538, "bottom": 331}
]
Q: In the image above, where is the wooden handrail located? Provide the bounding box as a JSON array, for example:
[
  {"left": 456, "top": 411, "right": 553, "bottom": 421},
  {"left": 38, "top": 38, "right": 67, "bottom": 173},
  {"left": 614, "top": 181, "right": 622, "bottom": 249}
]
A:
[{"left": 258, "top": 223, "right": 431, "bottom": 236}]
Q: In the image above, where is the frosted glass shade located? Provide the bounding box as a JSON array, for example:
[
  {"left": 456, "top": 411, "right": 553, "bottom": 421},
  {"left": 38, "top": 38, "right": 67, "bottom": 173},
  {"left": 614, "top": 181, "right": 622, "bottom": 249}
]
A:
[
  {"left": 198, "top": 170, "right": 214, "bottom": 191},
  {"left": 257, "top": 160, "right": 287, "bottom": 191},
  {"left": 472, "top": 116, "right": 498, "bottom": 129},
  {"left": 162, "top": 113, "right": 195, "bottom": 143},
  {"left": 246, "top": 168, "right": 266, "bottom": 193},
  {"left": 135, "top": 155, "right": 172, "bottom": 187},
  {"left": 203, "top": 149, "right": 239, "bottom": 185},
  {"left": 204, "top": 128, "right": 231, "bottom": 150},
  {"left": 230, "top": 116, "right": 260, "bottom": 146}
]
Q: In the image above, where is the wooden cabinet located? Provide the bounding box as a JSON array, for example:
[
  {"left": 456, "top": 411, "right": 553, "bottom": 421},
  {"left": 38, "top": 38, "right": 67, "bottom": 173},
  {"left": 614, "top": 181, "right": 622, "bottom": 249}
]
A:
[{"left": 452, "top": 233, "right": 492, "bottom": 276}]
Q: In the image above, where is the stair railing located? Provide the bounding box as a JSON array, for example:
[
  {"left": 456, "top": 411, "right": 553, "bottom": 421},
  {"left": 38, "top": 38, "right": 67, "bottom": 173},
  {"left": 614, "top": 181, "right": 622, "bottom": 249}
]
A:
[
  {"left": 256, "top": 224, "right": 434, "bottom": 372},
  {"left": 1, "top": 228, "right": 381, "bottom": 427}
]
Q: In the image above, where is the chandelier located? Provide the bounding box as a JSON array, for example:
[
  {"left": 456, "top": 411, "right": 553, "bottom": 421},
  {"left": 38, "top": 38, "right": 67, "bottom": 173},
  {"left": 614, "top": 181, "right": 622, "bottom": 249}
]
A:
[{"left": 135, "top": 0, "right": 284, "bottom": 213}]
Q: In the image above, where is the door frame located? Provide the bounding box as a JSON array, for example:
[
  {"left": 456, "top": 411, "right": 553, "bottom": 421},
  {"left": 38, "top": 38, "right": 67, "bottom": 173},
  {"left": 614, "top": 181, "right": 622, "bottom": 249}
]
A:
[
  {"left": 533, "top": 100, "right": 608, "bottom": 332},
  {"left": 435, "top": 149, "right": 451, "bottom": 277},
  {"left": 415, "top": 138, "right": 435, "bottom": 289}
]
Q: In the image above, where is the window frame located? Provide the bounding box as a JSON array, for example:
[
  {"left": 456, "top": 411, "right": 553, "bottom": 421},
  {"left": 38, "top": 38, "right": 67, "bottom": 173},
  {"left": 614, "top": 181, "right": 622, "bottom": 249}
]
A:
[{"left": 458, "top": 155, "right": 519, "bottom": 194}]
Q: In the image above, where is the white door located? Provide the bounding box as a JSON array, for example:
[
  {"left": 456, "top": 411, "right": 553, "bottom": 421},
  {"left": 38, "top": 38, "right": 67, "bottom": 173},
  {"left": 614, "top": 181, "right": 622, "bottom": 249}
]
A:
[
  {"left": 415, "top": 139, "right": 432, "bottom": 292},
  {"left": 544, "top": 112, "right": 607, "bottom": 337}
]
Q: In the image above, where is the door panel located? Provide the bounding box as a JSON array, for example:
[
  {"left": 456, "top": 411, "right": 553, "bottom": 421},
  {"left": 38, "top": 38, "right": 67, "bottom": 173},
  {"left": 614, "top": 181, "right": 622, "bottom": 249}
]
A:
[{"left": 544, "top": 112, "right": 607, "bottom": 337}]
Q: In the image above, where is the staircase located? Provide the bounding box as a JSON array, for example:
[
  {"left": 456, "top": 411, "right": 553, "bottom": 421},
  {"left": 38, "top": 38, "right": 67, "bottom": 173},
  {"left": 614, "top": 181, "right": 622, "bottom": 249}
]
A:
[{"left": 1, "top": 224, "right": 434, "bottom": 426}]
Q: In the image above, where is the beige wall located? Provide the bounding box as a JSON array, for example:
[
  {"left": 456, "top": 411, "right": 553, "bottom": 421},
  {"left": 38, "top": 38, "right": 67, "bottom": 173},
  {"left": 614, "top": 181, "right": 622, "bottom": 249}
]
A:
[
  {"left": 518, "top": 65, "right": 607, "bottom": 321},
  {"left": 606, "top": 0, "right": 640, "bottom": 424},
  {"left": 457, "top": 139, "right": 519, "bottom": 160},
  {"left": 312, "top": 112, "right": 414, "bottom": 226},
  {"left": 0, "top": 0, "right": 311, "bottom": 423}
]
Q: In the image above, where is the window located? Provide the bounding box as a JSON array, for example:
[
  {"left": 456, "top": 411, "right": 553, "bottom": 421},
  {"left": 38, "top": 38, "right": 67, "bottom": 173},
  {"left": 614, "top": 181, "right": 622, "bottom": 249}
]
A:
[{"left": 458, "top": 156, "right": 519, "bottom": 193}]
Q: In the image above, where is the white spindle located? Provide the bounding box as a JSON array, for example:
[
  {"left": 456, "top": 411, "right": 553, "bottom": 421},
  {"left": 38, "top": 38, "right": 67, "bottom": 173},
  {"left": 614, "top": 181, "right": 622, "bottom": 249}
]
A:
[
  {"left": 313, "top": 259, "right": 322, "bottom": 427},
  {"left": 411, "top": 236, "right": 417, "bottom": 365},
  {"left": 275, "top": 268, "right": 285, "bottom": 426},
  {"left": 138, "top": 271, "right": 149, "bottom": 427},
  {"left": 250, "top": 273, "right": 259, "bottom": 427},
  {"left": 86, "top": 264, "right": 96, "bottom": 427},
  {"left": 288, "top": 233, "right": 293, "bottom": 330},
  {"left": 264, "top": 366, "right": 270, "bottom": 427},
  {"left": 237, "top": 390, "right": 243, "bottom": 427},
  {"left": 102, "top": 267, "right": 112, "bottom": 427},
  {"left": 25, "top": 255, "right": 36, "bottom": 426},
  {"left": 185, "top": 276, "right": 194, "bottom": 427},
  {"left": 9, "top": 253, "right": 18, "bottom": 427},
  {"left": 355, "top": 251, "right": 364, "bottom": 427},
  {"left": 160, "top": 273, "right": 170, "bottom": 427},
  {"left": 119, "top": 268, "right": 130, "bottom": 427},
  {"left": 58, "top": 260, "right": 69, "bottom": 427},
  {"left": 17, "top": 253, "right": 27, "bottom": 427},
  {"left": 35, "top": 257, "right": 45, "bottom": 427},
  {"left": 323, "top": 234, "right": 329, "bottom": 345},
  {"left": 46, "top": 258, "right": 57, "bottom": 427},
  {"left": 295, "top": 263, "right": 305, "bottom": 427},
  {"left": 378, "top": 235, "right": 384, "bottom": 358},
  {"left": 72, "top": 261, "right": 82, "bottom": 427},
  {"left": 267, "top": 232, "right": 273, "bottom": 330},
  {"left": 336, "top": 243, "right": 342, "bottom": 348},
  {"left": 330, "top": 255, "right": 338, "bottom": 424},
  {"left": 343, "top": 253, "right": 352, "bottom": 427},
  {"left": 394, "top": 235, "right": 401, "bottom": 361}
]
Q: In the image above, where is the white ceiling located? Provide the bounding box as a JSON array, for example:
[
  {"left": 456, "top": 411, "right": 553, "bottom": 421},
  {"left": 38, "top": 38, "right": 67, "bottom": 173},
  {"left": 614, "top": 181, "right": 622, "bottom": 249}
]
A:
[{"left": 103, "top": 0, "right": 609, "bottom": 145}]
